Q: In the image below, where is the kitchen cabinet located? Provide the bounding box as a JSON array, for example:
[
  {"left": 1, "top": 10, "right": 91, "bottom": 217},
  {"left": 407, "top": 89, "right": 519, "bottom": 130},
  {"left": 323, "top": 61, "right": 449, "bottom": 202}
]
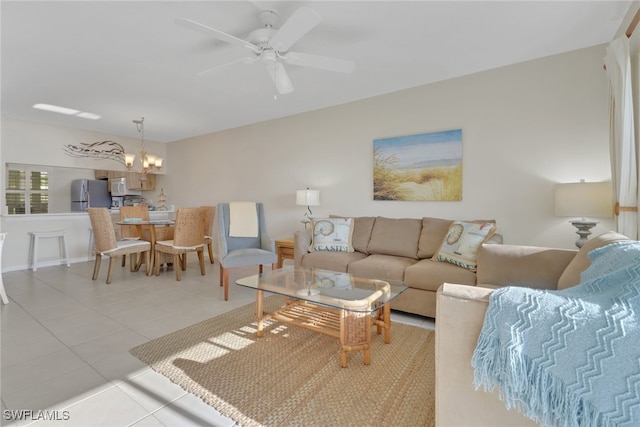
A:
[
  {"left": 104, "top": 171, "right": 156, "bottom": 191},
  {"left": 139, "top": 173, "right": 156, "bottom": 191},
  {"left": 94, "top": 170, "right": 109, "bottom": 180}
]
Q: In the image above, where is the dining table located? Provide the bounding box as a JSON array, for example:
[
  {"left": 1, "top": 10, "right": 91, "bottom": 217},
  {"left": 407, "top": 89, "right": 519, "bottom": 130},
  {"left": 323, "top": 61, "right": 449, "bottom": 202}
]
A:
[{"left": 116, "top": 219, "right": 175, "bottom": 274}]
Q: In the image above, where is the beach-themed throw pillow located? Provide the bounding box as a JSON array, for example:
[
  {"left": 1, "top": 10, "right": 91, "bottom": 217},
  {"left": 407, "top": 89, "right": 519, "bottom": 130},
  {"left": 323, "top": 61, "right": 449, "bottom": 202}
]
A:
[
  {"left": 310, "top": 217, "right": 355, "bottom": 252},
  {"left": 434, "top": 221, "right": 497, "bottom": 271}
]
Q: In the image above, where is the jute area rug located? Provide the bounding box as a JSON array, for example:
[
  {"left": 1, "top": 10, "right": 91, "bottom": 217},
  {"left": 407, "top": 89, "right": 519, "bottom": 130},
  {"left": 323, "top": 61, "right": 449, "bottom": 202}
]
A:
[{"left": 130, "top": 296, "right": 435, "bottom": 427}]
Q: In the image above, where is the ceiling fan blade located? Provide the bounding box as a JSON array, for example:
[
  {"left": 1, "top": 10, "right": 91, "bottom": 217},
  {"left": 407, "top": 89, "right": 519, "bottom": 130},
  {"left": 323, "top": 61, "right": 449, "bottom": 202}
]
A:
[
  {"left": 179, "top": 18, "right": 259, "bottom": 53},
  {"left": 269, "top": 7, "right": 321, "bottom": 52},
  {"left": 197, "top": 57, "right": 258, "bottom": 76},
  {"left": 284, "top": 52, "right": 355, "bottom": 74},
  {"left": 265, "top": 62, "right": 294, "bottom": 94}
]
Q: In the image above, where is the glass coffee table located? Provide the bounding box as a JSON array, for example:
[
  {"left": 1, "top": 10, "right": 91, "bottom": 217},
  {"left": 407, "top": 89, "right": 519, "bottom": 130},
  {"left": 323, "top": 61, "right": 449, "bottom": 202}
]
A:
[{"left": 236, "top": 266, "right": 408, "bottom": 368}]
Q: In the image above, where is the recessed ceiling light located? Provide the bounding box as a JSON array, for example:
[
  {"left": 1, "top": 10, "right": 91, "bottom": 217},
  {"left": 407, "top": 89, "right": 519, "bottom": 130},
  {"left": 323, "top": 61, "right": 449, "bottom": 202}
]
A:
[
  {"left": 33, "top": 103, "right": 101, "bottom": 120},
  {"left": 33, "top": 103, "right": 79, "bottom": 115},
  {"left": 76, "top": 112, "right": 101, "bottom": 120}
]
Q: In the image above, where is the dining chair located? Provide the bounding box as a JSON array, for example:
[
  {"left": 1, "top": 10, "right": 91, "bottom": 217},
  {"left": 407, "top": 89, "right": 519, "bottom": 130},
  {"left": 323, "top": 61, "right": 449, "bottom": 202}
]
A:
[
  {"left": 154, "top": 207, "right": 206, "bottom": 281},
  {"left": 149, "top": 223, "right": 175, "bottom": 270},
  {"left": 201, "top": 205, "right": 216, "bottom": 264},
  {"left": 119, "top": 205, "right": 149, "bottom": 270},
  {"left": 217, "top": 202, "right": 277, "bottom": 301},
  {"left": 88, "top": 208, "right": 151, "bottom": 284}
]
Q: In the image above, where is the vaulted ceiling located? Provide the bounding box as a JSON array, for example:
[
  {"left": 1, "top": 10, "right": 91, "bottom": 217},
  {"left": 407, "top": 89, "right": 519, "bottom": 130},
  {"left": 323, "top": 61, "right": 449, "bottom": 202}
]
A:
[{"left": 1, "top": 1, "right": 633, "bottom": 142}]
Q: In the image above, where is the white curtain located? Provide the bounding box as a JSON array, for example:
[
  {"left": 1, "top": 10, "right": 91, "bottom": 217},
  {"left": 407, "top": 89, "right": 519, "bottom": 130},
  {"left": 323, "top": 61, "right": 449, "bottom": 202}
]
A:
[{"left": 605, "top": 36, "right": 638, "bottom": 239}]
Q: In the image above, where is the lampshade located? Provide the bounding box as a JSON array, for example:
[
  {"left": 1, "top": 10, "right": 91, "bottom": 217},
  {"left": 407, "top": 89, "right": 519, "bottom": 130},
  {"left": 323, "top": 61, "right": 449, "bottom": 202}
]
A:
[
  {"left": 296, "top": 188, "right": 320, "bottom": 206},
  {"left": 554, "top": 181, "right": 613, "bottom": 218},
  {"left": 124, "top": 153, "right": 136, "bottom": 168}
]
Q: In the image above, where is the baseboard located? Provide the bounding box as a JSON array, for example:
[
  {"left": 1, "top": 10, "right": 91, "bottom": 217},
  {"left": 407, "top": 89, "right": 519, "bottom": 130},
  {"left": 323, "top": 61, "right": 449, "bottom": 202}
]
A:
[{"left": 2, "top": 256, "right": 92, "bottom": 273}]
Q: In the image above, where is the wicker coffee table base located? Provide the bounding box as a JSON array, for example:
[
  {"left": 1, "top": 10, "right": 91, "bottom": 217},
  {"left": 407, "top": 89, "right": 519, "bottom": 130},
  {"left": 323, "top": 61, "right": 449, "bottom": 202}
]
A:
[{"left": 255, "top": 290, "right": 392, "bottom": 368}]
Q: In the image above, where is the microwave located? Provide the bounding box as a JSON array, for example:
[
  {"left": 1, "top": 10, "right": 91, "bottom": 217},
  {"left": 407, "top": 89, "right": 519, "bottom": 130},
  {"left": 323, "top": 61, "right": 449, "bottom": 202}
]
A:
[{"left": 110, "top": 177, "right": 142, "bottom": 196}]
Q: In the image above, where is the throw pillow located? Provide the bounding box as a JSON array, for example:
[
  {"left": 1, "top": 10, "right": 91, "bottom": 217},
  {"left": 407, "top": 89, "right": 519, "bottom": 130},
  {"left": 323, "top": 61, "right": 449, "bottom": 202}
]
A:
[
  {"left": 309, "top": 217, "right": 355, "bottom": 252},
  {"left": 330, "top": 215, "right": 376, "bottom": 254},
  {"left": 434, "top": 221, "right": 497, "bottom": 272}
]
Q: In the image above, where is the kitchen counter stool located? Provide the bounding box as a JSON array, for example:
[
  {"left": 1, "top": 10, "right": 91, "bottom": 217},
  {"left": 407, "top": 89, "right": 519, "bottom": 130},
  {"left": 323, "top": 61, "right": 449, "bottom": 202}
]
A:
[{"left": 29, "top": 230, "right": 71, "bottom": 271}]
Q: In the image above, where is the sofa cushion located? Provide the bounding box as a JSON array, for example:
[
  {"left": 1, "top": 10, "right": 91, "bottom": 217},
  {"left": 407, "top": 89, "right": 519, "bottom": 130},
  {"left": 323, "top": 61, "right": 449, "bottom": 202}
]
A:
[
  {"left": 309, "top": 217, "right": 354, "bottom": 252},
  {"left": 300, "top": 251, "right": 367, "bottom": 272},
  {"left": 434, "top": 221, "right": 497, "bottom": 272},
  {"left": 557, "top": 231, "right": 630, "bottom": 290},
  {"left": 366, "top": 217, "right": 422, "bottom": 259},
  {"left": 347, "top": 254, "right": 417, "bottom": 281},
  {"left": 404, "top": 259, "right": 477, "bottom": 292},
  {"left": 330, "top": 215, "right": 376, "bottom": 254},
  {"left": 417, "top": 217, "right": 453, "bottom": 259}
]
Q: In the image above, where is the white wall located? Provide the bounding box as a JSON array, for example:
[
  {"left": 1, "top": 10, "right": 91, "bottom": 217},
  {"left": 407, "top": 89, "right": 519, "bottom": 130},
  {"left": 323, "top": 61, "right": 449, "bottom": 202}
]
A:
[{"left": 165, "top": 45, "right": 614, "bottom": 250}]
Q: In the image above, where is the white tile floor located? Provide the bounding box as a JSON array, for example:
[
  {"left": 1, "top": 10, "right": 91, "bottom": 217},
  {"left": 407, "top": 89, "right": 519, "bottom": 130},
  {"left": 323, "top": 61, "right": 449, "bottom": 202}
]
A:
[{"left": 1, "top": 258, "right": 434, "bottom": 427}]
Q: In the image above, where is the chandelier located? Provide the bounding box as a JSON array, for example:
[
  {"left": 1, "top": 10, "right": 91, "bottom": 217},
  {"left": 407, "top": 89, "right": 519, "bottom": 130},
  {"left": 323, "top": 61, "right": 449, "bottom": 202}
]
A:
[{"left": 123, "top": 117, "right": 163, "bottom": 177}]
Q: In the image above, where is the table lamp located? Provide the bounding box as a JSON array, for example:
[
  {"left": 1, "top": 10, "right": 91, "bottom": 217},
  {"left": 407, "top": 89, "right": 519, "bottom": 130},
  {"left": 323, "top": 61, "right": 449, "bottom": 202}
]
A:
[
  {"left": 554, "top": 180, "right": 613, "bottom": 248},
  {"left": 296, "top": 188, "right": 320, "bottom": 228}
]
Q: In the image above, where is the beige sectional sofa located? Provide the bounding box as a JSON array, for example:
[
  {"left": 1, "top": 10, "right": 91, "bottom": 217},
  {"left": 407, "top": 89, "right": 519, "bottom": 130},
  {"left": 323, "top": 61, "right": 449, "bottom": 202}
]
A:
[
  {"left": 294, "top": 216, "right": 502, "bottom": 318},
  {"left": 435, "top": 231, "right": 629, "bottom": 426}
]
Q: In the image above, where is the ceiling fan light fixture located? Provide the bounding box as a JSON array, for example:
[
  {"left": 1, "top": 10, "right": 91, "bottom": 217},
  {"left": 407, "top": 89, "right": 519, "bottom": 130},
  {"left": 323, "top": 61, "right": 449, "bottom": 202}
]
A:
[
  {"left": 184, "top": 6, "right": 353, "bottom": 95},
  {"left": 267, "top": 62, "right": 293, "bottom": 94},
  {"left": 261, "top": 50, "right": 277, "bottom": 64},
  {"left": 276, "top": 75, "right": 294, "bottom": 94}
]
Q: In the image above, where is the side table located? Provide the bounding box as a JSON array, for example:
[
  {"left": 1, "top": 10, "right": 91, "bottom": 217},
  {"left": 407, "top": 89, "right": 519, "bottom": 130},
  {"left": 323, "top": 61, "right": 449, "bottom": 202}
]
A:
[{"left": 275, "top": 238, "right": 294, "bottom": 268}]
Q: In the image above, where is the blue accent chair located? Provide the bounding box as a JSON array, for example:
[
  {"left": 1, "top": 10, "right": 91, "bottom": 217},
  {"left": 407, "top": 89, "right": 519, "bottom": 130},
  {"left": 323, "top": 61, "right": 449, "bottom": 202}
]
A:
[{"left": 216, "top": 203, "right": 277, "bottom": 300}]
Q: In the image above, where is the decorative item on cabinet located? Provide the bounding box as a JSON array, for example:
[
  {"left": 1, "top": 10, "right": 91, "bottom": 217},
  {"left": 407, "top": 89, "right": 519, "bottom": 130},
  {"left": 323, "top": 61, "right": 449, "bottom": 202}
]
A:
[{"left": 156, "top": 188, "right": 167, "bottom": 210}]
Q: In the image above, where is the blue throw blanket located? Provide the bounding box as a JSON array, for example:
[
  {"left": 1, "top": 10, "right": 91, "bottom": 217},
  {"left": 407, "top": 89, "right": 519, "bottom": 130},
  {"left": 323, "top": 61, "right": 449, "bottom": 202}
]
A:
[{"left": 472, "top": 241, "right": 640, "bottom": 427}]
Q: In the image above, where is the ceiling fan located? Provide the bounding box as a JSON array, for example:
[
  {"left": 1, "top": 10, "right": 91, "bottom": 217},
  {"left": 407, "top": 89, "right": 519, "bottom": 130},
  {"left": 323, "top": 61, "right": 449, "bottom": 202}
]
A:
[{"left": 181, "top": 7, "right": 356, "bottom": 95}]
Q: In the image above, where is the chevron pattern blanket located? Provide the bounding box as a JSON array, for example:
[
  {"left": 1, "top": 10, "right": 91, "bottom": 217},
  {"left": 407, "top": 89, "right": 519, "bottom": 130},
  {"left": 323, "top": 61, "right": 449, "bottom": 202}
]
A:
[{"left": 472, "top": 241, "right": 640, "bottom": 427}]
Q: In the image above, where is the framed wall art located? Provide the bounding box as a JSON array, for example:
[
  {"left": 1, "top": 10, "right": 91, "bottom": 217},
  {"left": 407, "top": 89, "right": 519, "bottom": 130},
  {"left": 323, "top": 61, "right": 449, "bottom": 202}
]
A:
[{"left": 373, "top": 128, "right": 462, "bottom": 201}]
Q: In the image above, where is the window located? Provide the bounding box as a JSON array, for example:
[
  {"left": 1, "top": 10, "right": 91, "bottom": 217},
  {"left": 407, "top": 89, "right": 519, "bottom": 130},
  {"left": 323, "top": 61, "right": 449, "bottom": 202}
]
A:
[{"left": 6, "top": 164, "right": 50, "bottom": 214}]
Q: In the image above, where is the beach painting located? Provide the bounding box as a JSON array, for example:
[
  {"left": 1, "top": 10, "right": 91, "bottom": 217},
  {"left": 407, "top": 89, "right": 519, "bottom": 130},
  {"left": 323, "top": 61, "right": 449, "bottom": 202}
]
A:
[{"left": 373, "top": 129, "right": 462, "bottom": 201}]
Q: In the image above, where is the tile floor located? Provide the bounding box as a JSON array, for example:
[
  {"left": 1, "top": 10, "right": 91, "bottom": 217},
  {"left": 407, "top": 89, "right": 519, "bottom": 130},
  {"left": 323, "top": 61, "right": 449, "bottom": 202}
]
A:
[{"left": 1, "top": 258, "right": 434, "bottom": 427}]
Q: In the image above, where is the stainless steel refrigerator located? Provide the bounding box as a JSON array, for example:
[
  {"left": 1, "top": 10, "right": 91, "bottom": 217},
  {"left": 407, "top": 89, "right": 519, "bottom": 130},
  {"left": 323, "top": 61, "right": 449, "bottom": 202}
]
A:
[{"left": 70, "top": 179, "right": 111, "bottom": 212}]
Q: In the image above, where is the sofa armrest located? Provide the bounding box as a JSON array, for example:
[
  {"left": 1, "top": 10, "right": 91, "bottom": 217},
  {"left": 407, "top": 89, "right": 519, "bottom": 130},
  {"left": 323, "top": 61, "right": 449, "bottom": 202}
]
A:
[
  {"left": 487, "top": 233, "right": 503, "bottom": 244},
  {"left": 476, "top": 244, "right": 576, "bottom": 290},
  {"left": 436, "top": 283, "right": 538, "bottom": 426},
  {"left": 294, "top": 229, "right": 312, "bottom": 267}
]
